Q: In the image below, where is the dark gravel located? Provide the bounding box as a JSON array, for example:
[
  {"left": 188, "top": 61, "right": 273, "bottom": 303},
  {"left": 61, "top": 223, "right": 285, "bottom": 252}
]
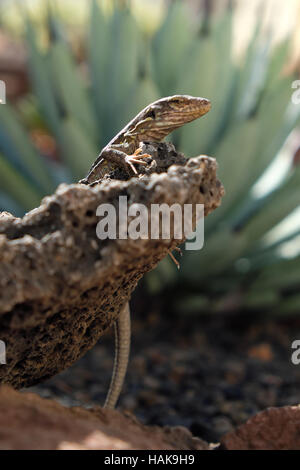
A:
[{"left": 27, "top": 298, "right": 300, "bottom": 443}]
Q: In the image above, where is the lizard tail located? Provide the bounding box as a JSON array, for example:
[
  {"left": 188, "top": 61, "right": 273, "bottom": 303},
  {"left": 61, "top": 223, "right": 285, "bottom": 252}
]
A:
[{"left": 103, "top": 302, "right": 131, "bottom": 409}]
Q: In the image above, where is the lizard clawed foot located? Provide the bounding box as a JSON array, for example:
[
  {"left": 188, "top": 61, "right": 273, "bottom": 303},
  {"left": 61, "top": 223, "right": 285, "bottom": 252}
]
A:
[
  {"left": 174, "top": 246, "right": 183, "bottom": 256},
  {"left": 89, "top": 179, "right": 102, "bottom": 186},
  {"left": 79, "top": 178, "right": 89, "bottom": 185},
  {"left": 168, "top": 249, "right": 181, "bottom": 270},
  {"left": 125, "top": 148, "right": 152, "bottom": 174}
]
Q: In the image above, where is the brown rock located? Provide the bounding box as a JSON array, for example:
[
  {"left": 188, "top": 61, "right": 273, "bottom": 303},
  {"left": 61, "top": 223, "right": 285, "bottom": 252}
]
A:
[
  {"left": 0, "top": 385, "right": 210, "bottom": 450},
  {"left": 222, "top": 406, "right": 300, "bottom": 450},
  {"left": 0, "top": 143, "right": 224, "bottom": 389}
]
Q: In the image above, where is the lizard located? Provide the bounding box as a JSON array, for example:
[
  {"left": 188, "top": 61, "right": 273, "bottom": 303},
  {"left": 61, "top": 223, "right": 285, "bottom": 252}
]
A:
[{"left": 79, "top": 95, "right": 211, "bottom": 409}]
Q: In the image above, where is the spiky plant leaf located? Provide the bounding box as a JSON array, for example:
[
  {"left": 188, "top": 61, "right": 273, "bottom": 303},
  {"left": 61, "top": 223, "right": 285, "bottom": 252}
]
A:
[
  {"left": 49, "top": 42, "right": 98, "bottom": 143},
  {"left": 0, "top": 153, "right": 43, "bottom": 209},
  {"left": 88, "top": 0, "right": 110, "bottom": 138},
  {"left": 0, "top": 2, "right": 299, "bottom": 315},
  {"left": 58, "top": 117, "right": 98, "bottom": 179},
  {"left": 238, "top": 166, "right": 300, "bottom": 245},
  {"left": 151, "top": 1, "right": 193, "bottom": 95},
  {"left": 25, "top": 18, "right": 62, "bottom": 137},
  {"left": 0, "top": 103, "right": 54, "bottom": 192}
]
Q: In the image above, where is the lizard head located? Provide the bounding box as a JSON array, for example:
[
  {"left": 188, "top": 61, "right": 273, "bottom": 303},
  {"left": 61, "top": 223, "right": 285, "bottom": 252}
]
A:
[
  {"left": 126, "top": 95, "right": 211, "bottom": 142},
  {"left": 152, "top": 94, "right": 211, "bottom": 125},
  {"left": 130, "top": 95, "right": 211, "bottom": 141},
  {"left": 160, "top": 95, "right": 211, "bottom": 121}
]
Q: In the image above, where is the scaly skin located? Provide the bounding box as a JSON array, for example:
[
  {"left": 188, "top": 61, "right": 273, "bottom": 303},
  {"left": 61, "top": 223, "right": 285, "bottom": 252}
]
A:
[{"left": 80, "top": 95, "right": 211, "bottom": 409}]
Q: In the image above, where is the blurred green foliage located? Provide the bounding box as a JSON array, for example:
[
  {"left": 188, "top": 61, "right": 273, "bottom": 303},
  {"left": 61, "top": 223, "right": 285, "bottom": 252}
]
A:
[{"left": 0, "top": 1, "right": 300, "bottom": 314}]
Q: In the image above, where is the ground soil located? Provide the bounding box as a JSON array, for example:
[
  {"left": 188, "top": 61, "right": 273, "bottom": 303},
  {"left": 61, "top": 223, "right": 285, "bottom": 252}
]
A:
[{"left": 28, "top": 293, "right": 300, "bottom": 443}]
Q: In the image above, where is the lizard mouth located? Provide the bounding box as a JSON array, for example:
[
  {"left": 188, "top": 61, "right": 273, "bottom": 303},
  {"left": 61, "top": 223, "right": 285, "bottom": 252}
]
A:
[
  {"left": 170, "top": 96, "right": 211, "bottom": 123},
  {"left": 164, "top": 99, "right": 211, "bottom": 127},
  {"left": 193, "top": 97, "right": 211, "bottom": 117}
]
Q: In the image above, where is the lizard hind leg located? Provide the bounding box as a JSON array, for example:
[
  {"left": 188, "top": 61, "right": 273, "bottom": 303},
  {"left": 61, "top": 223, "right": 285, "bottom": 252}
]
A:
[{"left": 168, "top": 247, "right": 182, "bottom": 270}]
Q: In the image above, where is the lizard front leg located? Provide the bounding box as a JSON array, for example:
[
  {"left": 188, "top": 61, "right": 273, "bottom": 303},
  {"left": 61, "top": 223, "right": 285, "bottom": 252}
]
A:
[
  {"left": 102, "top": 146, "right": 150, "bottom": 175},
  {"left": 81, "top": 147, "right": 151, "bottom": 184}
]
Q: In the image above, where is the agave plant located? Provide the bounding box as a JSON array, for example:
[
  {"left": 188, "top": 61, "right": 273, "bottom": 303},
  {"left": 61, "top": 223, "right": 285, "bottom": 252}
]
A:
[{"left": 0, "top": 1, "right": 299, "bottom": 314}]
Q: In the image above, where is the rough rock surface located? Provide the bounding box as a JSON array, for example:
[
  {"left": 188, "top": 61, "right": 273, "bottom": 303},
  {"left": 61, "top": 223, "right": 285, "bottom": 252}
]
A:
[
  {"left": 3, "top": 384, "right": 300, "bottom": 450},
  {"left": 221, "top": 406, "right": 300, "bottom": 450},
  {"left": 0, "top": 143, "right": 224, "bottom": 388},
  {"left": 0, "top": 385, "right": 211, "bottom": 450}
]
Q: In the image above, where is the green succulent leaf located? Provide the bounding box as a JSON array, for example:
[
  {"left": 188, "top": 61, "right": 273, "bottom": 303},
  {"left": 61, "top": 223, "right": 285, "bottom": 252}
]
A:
[
  {"left": 58, "top": 116, "right": 98, "bottom": 180},
  {"left": 49, "top": 42, "right": 98, "bottom": 143},
  {"left": 0, "top": 153, "right": 43, "bottom": 210},
  {"left": 25, "top": 17, "right": 62, "bottom": 137},
  {"left": 151, "top": 1, "right": 193, "bottom": 95},
  {"left": 237, "top": 165, "right": 300, "bottom": 245},
  {"left": 0, "top": 4, "right": 299, "bottom": 315},
  {"left": 0, "top": 103, "right": 54, "bottom": 193}
]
